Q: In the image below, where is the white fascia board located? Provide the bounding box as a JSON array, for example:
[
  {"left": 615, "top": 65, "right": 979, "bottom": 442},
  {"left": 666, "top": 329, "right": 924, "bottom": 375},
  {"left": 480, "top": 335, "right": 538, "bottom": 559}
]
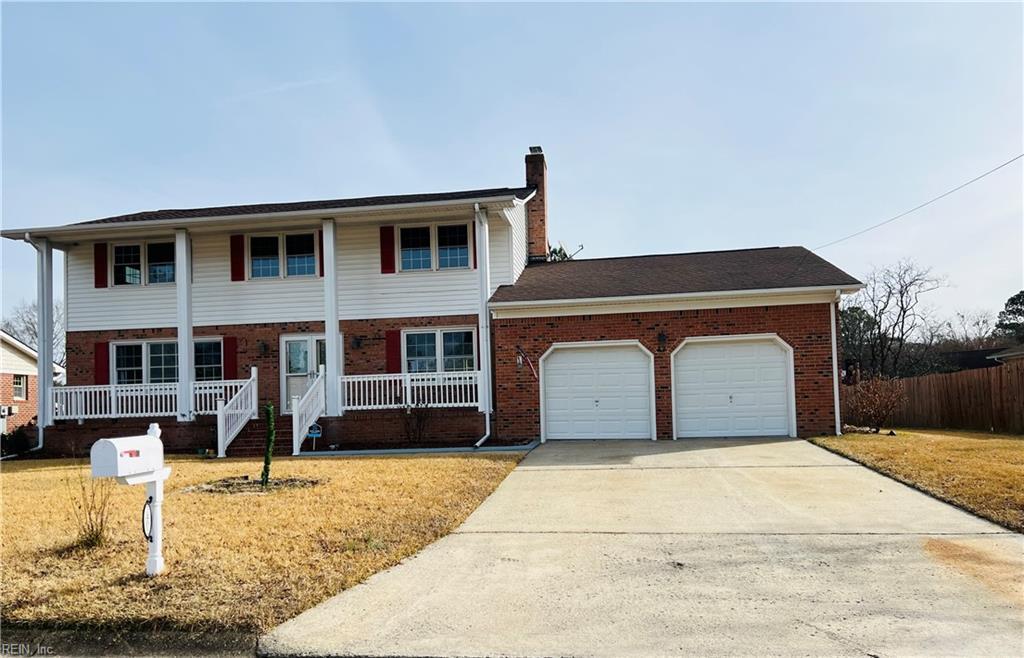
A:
[
  {"left": 490, "top": 285, "right": 864, "bottom": 319},
  {"left": 0, "top": 331, "right": 65, "bottom": 374},
  {"left": 2, "top": 193, "right": 530, "bottom": 243}
]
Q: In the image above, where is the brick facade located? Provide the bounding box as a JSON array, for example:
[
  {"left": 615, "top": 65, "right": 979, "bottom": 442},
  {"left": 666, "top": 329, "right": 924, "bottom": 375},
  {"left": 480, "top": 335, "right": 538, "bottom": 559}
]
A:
[
  {"left": 1, "top": 372, "right": 38, "bottom": 431},
  {"left": 491, "top": 303, "right": 838, "bottom": 440}
]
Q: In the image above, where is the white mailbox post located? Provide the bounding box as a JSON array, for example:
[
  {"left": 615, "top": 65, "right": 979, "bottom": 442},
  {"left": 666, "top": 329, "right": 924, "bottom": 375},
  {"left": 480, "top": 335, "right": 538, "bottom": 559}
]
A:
[{"left": 90, "top": 423, "right": 171, "bottom": 576}]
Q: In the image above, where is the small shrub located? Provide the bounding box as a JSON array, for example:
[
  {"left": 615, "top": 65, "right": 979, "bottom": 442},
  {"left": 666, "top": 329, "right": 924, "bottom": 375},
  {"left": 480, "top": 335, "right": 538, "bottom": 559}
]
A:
[
  {"left": 0, "top": 427, "right": 32, "bottom": 457},
  {"left": 63, "top": 464, "right": 114, "bottom": 548},
  {"left": 844, "top": 377, "right": 907, "bottom": 432},
  {"left": 403, "top": 402, "right": 432, "bottom": 443},
  {"left": 262, "top": 402, "right": 275, "bottom": 487}
]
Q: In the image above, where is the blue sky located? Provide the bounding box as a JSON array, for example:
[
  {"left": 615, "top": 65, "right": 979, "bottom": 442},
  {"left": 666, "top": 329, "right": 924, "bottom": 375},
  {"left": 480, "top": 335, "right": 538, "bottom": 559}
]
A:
[{"left": 3, "top": 2, "right": 1021, "bottom": 319}]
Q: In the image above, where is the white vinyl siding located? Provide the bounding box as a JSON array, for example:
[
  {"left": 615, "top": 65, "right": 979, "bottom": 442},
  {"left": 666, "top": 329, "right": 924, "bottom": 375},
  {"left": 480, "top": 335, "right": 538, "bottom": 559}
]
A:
[
  {"left": 505, "top": 202, "right": 529, "bottom": 283},
  {"left": 1, "top": 340, "right": 41, "bottom": 376},
  {"left": 67, "top": 243, "right": 178, "bottom": 330},
  {"left": 488, "top": 219, "right": 512, "bottom": 289}
]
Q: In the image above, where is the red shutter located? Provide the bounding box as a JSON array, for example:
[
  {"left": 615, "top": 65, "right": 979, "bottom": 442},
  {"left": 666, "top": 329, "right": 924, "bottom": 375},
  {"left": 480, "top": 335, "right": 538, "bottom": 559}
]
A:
[
  {"left": 229, "top": 235, "right": 245, "bottom": 281},
  {"left": 317, "top": 230, "right": 325, "bottom": 277},
  {"left": 385, "top": 330, "right": 401, "bottom": 373},
  {"left": 94, "top": 342, "right": 110, "bottom": 385},
  {"left": 379, "top": 226, "right": 395, "bottom": 274},
  {"left": 471, "top": 222, "right": 477, "bottom": 269},
  {"left": 223, "top": 337, "right": 238, "bottom": 379},
  {"left": 93, "top": 243, "right": 108, "bottom": 288}
]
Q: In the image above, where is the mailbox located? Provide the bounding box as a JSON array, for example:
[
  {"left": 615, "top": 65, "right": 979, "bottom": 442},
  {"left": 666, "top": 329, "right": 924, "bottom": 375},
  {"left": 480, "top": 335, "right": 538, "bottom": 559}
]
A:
[
  {"left": 89, "top": 423, "right": 171, "bottom": 576},
  {"left": 91, "top": 434, "right": 165, "bottom": 481}
]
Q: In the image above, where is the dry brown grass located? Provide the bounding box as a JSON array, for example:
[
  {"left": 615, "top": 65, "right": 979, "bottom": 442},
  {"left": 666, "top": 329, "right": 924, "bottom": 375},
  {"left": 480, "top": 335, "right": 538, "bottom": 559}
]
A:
[
  {"left": 0, "top": 453, "right": 520, "bottom": 633},
  {"left": 814, "top": 428, "right": 1024, "bottom": 532}
]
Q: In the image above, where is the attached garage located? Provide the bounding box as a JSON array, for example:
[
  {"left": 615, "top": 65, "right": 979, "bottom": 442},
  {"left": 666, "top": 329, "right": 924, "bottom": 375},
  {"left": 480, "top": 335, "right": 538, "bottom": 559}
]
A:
[
  {"left": 672, "top": 335, "right": 796, "bottom": 438},
  {"left": 541, "top": 341, "right": 655, "bottom": 440}
]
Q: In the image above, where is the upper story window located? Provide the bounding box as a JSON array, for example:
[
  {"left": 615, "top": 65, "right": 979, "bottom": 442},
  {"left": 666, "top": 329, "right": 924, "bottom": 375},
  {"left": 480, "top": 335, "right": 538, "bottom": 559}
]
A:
[
  {"left": 12, "top": 374, "right": 28, "bottom": 400},
  {"left": 400, "top": 227, "right": 432, "bottom": 271},
  {"left": 398, "top": 223, "right": 471, "bottom": 272},
  {"left": 249, "top": 233, "right": 317, "bottom": 279},
  {"left": 112, "top": 242, "right": 174, "bottom": 286},
  {"left": 403, "top": 328, "right": 476, "bottom": 373}
]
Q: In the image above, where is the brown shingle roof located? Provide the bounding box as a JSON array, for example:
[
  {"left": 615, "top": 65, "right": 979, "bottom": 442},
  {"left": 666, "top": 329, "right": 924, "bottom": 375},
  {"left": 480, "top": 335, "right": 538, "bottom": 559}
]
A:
[
  {"left": 489, "top": 247, "right": 861, "bottom": 304},
  {"left": 73, "top": 186, "right": 536, "bottom": 226}
]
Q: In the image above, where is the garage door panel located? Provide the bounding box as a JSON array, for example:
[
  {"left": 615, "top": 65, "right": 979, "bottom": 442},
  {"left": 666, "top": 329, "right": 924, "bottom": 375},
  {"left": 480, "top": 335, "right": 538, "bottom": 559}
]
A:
[
  {"left": 544, "top": 345, "right": 653, "bottom": 440},
  {"left": 674, "top": 339, "right": 791, "bottom": 439}
]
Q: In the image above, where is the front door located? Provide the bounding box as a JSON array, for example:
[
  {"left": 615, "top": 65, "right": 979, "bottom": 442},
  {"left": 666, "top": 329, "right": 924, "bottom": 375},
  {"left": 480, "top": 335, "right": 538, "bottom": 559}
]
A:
[{"left": 281, "top": 335, "right": 329, "bottom": 413}]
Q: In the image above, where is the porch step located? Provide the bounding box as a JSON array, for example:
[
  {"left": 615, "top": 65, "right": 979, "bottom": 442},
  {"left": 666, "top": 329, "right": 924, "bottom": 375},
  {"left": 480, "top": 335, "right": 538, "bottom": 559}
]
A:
[{"left": 224, "top": 416, "right": 296, "bottom": 457}]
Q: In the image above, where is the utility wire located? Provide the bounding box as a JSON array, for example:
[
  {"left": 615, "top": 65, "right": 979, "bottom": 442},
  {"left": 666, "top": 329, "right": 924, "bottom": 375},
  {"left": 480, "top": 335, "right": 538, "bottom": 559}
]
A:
[{"left": 815, "top": 153, "right": 1023, "bottom": 250}]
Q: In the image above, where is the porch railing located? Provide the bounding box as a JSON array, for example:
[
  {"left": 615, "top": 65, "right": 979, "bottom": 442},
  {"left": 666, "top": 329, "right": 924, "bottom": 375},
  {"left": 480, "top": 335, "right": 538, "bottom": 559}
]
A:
[
  {"left": 292, "top": 366, "right": 326, "bottom": 456},
  {"left": 194, "top": 379, "right": 250, "bottom": 415},
  {"left": 52, "top": 382, "right": 180, "bottom": 420},
  {"left": 340, "top": 372, "right": 480, "bottom": 411},
  {"left": 216, "top": 367, "right": 259, "bottom": 458}
]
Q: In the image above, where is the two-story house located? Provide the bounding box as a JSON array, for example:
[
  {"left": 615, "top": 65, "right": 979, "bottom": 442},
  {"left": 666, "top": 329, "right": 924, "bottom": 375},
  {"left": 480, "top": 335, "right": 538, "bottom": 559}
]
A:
[{"left": 3, "top": 147, "right": 861, "bottom": 456}]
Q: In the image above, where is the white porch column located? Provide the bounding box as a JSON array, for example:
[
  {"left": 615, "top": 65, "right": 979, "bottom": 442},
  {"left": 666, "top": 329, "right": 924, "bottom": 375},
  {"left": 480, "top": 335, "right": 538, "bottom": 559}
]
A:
[
  {"left": 175, "top": 229, "right": 193, "bottom": 421},
  {"left": 474, "top": 205, "right": 492, "bottom": 413},
  {"left": 35, "top": 238, "right": 54, "bottom": 428},
  {"left": 322, "top": 218, "right": 341, "bottom": 415}
]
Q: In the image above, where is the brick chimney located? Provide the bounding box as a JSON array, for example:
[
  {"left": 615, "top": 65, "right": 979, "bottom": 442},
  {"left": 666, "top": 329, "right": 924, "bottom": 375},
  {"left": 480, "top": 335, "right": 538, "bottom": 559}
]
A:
[{"left": 525, "top": 146, "right": 548, "bottom": 262}]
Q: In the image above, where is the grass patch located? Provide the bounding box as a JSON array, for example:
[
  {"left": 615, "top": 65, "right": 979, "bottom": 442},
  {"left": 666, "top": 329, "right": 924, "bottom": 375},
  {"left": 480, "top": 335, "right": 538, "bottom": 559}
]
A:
[
  {"left": 813, "top": 428, "right": 1024, "bottom": 532},
  {"left": 0, "top": 453, "right": 521, "bottom": 633}
]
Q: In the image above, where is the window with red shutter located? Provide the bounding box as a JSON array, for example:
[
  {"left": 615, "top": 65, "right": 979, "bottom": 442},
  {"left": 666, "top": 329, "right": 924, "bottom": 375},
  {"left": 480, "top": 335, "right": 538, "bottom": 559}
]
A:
[
  {"left": 229, "top": 235, "right": 245, "bottom": 281},
  {"left": 379, "top": 226, "right": 396, "bottom": 274},
  {"left": 93, "top": 243, "right": 108, "bottom": 288}
]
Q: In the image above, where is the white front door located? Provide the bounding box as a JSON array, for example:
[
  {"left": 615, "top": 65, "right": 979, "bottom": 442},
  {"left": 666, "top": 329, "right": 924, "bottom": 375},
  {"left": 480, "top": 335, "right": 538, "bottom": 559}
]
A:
[
  {"left": 673, "top": 339, "right": 791, "bottom": 438},
  {"left": 281, "top": 335, "right": 329, "bottom": 414},
  {"left": 542, "top": 344, "right": 653, "bottom": 440}
]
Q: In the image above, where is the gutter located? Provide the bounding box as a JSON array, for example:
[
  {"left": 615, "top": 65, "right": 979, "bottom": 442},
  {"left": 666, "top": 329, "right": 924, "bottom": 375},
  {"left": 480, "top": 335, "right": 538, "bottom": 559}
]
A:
[
  {"left": 1, "top": 191, "right": 536, "bottom": 242},
  {"left": 488, "top": 283, "right": 865, "bottom": 310}
]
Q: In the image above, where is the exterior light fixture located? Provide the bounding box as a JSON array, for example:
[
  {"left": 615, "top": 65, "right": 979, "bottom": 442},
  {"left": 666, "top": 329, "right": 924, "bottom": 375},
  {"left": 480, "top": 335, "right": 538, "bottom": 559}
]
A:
[{"left": 657, "top": 331, "right": 668, "bottom": 352}]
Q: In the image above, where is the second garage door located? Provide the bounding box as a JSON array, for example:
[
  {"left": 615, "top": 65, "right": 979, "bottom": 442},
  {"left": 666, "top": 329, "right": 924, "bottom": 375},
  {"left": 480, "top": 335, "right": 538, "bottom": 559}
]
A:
[
  {"left": 673, "top": 338, "right": 792, "bottom": 438},
  {"left": 543, "top": 344, "right": 653, "bottom": 440}
]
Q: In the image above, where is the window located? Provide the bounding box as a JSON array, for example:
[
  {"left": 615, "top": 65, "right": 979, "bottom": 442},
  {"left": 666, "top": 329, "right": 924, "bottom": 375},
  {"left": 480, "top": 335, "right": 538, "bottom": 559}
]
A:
[
  {"left": 250, "top": 236, "right": 280, "bottom": 278},
  {"left": 400, "top": 227, "right": 432, "bottom": 271},
  {"left": 113, "top": 245, "right": 142, "bottom": 285},
  {"left": 403, "top": 329, "right": 476, "bottom": 373},
  {"left": 148, "top": 343, "right": 178, "bottom": 383},
  {"left": 404, "top": 332, "right": 437, "bottom": 372},
  {"left": 146, "top": 243, "right": 175, "bottom": 283},
  {"left": 112, "top": 242, "right": 175, "bottom": 285},
  {"left": 437, "top": 225, "right": 469, "bottom": 269},
  {"left": 112, "top": 339, "right": 224, "bottom": 384},
  {"left": 114, "top": 344, "right": 144, "bottom": 384},
  {"left": 12, "top": 375, "right": 27, "bottom": 400},
  {"left": 285, "top": 234, "right": 316, "bottom": 276},
  {"left": 194, "top": 341, "right": 223, "bottom": 381}
]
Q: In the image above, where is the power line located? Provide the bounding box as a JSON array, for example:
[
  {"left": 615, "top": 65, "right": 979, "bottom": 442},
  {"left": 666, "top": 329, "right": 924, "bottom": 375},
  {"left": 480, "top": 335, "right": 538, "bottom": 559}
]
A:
[{"left": 816, "top": 153, "right": 1023, "bottom": 250}]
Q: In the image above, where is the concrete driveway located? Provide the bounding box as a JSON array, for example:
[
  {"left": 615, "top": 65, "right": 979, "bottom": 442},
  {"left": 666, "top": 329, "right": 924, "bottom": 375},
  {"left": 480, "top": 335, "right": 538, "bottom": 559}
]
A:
[{"left": 261, "top": 439, "right": 1023, "bottom": 657}]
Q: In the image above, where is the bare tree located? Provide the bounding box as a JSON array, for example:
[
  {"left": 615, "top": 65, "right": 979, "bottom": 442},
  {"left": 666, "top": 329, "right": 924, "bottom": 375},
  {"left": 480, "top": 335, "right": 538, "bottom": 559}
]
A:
[
  {"left": 2, "top": 300, "right": 66, "bottom": 366},
  {"left": 843, "top": 260, "right": 944, "bottom": 377},
  {"left": 944, "top": 310, "right": 1001, "bottom": 350}
]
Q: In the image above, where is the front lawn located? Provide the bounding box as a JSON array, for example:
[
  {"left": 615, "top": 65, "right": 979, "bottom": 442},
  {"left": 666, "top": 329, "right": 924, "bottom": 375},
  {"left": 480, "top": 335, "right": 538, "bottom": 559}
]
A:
[
  {"left": 0, "top": 453, "right": 520, "bottom": 635},
  {"left": 813, "top": 428, "right": 1024, "bottom": 532}
]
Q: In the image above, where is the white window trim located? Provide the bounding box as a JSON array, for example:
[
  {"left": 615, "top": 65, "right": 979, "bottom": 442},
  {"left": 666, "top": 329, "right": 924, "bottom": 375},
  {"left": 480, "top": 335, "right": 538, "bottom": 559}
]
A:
[
  {"left": 400, "top": 326, "right": 478, "bottom": 374},
  {"left": 395, "top": 221, "right": 473, "bottom": 273},
  {"left": 109, "top": 240, "right": 177, "bottom": 287},
  {"left": 109, "top": 337, "right": 224, "bottom": 384},
  {"left": 246, "top": 231, "right": 320, "bottom": 281},
  {"left": 12, "top": 374, "right": 28, "bottom": 400}
]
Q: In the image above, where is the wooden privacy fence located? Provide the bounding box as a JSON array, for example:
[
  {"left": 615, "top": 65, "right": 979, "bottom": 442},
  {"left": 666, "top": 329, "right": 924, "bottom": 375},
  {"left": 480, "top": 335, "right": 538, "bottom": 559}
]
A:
[{"left": 844, "top": 361, "right": 1024, "bottom": 434}]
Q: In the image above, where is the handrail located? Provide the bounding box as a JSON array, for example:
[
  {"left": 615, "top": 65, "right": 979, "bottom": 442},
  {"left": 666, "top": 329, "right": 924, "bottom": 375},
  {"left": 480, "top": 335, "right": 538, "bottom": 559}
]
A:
[
  {"left": 340, "top": 371, "right": 479, "bottom": 410},
  {"left": 292, "top": 366, "right": 326, "bottom": 456},
  {"left": 215, "top": 367, "right": 258, "bottom": 458},
  {"left": 193, "top": 379, "right": 249, "bottom": 415}
]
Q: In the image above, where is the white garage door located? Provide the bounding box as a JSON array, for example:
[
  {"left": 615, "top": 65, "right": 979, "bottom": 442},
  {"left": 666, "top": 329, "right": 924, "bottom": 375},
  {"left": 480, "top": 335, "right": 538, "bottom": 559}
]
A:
[
  {"left": 543, "top": 345, "right": 653, "bottom": 440},
  {"left": 674, "top": 339, "right": 791, "bottom": 438}
]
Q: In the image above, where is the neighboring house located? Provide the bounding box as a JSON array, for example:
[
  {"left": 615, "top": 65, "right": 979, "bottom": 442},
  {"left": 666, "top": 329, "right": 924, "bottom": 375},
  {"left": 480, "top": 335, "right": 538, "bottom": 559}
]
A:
[
  {"left": 987, "top": 345, "right": 1024, "bottom": 364},
  {"left": 0, "top": 330, "right": 65, "bottom": 434},
  {"left": 939, "top": 348, "right": 1005, "bottom": 371},
  {"left": 1, "top": 147, "right": 861, "bottom": 456}
]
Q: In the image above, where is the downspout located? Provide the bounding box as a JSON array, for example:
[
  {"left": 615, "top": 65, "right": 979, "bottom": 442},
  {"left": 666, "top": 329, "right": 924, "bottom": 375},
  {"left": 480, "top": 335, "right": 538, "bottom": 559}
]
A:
[
  {"left": 22, "top": 232, "right": 46, "bottom": 452},
  {"left": 473, "top": 203, "right": 492, "bottom": 448},
  {"left": 830, "top": 289, "right": 842, "bottom": 436}
]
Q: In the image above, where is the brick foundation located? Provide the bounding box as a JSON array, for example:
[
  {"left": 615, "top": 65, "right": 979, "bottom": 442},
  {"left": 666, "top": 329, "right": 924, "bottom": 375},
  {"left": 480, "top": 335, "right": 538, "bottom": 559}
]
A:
[{"left": 491, "top": 303, "right": 838, "bottom": 440}]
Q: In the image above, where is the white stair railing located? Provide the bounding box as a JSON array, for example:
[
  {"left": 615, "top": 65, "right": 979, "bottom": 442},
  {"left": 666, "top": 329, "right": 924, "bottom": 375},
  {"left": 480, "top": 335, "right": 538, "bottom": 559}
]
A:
[
  {"left": 292, "top": 366, "right": 326, "bottom": 456},
  {"left": 215, "top": 367, "right": 259, "bottom": 458},
  {"left": 193, "top": 379, "right": 250, "bottom": 415},
  {"left": 340, "top": 372, "right": 479, "bottom": 411}
]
